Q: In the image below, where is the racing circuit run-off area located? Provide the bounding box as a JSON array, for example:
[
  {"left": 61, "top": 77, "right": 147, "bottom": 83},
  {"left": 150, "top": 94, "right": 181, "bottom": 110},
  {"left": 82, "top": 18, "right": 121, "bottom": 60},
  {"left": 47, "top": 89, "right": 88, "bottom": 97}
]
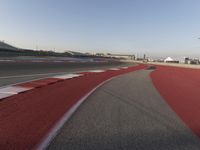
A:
[
  {"left": 151, "top": 65, "right": 200, "bottom": 140},
  {"left": 2, "top": 64, "right": 200, "bottom": 149}
]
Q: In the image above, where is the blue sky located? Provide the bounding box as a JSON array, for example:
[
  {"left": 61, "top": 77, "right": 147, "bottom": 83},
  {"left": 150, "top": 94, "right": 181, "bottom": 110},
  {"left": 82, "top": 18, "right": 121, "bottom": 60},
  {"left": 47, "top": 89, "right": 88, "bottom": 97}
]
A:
[{"left": 1, "top": 0, "right": 200, "bottom": 57}]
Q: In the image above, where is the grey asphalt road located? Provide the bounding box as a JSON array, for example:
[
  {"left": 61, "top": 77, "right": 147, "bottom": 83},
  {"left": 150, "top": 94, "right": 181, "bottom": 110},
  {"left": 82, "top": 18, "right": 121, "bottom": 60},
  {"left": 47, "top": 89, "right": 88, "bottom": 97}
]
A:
[
  {"left": 0, "top": 61, "right": 132, "bottom": 87},
  {"left": 48, "top": 70, "right": 200, "bottom": 150}
]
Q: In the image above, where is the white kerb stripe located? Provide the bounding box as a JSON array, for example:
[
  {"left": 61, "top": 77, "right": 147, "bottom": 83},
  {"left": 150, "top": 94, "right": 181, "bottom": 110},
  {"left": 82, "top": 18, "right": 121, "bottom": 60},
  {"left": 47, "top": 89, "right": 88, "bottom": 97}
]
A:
[
  {"left": 87, "top": 70, "right": 105, "bottom": 73},
  {"left": 53, "top": 74, "right": 83, "bottom": 79},
  {"left": 108, "top": 68, "right": 120, "bottom": 70},
  {"left": 0, "top": 93, "right": 15, "bottom": 99},
  {"left": 0, "top": 86, "right": 32, "bottom": 94}
]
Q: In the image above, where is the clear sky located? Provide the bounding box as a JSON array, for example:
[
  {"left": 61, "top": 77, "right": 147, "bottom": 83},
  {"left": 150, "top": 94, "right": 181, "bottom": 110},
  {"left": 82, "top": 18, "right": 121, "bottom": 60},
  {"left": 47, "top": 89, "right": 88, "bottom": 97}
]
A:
[{"left": 1, "top": 0, "right": 200, "bottom": 58}]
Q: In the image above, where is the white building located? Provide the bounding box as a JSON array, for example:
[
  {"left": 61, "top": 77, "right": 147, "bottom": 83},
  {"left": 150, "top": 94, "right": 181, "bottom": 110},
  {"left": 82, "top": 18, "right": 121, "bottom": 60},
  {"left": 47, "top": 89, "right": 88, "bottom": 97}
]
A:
[
  {"left": 164, "top": 57, "right": 179, "bottom": 63},
  {"left": 164, "top": 57, "right": 173, "bottom": 62}
]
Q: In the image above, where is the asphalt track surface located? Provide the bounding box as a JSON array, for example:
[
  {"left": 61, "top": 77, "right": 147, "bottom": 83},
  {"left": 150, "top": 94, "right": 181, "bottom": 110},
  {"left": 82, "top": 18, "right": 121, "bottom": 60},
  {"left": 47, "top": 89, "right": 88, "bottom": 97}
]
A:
[
  {"left": 0, "top": 64, "right": 145, "bottom": 149},
  {"left": 48, "top": 69, "right": 200, "bottom": 150},
  {"left": 0, "top": 61, "right": 131, "bottom": 87}
]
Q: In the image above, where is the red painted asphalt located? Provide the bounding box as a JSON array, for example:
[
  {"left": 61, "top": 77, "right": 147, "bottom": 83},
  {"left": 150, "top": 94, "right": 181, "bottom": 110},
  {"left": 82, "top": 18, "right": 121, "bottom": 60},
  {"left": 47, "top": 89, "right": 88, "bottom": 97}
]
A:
[
  {"left": 18, "top": 78, "right": 63, "bottom": 88},
  {"left": 0, "top": 64, "right": 146, "bottom": 150},
  {"left": 151, "top": 65, "right": 200, "bottom": 139}
]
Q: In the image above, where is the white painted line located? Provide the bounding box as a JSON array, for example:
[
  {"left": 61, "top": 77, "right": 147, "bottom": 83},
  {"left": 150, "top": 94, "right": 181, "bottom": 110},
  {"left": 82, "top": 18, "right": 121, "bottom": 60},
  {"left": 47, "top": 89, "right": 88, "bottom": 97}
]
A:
[
  {"left": 0, "top": 93, "right": 15, "bottom": 99},
  {"left": 53, "top": 74, "right": 83, "bottom": 79},
  {"left": 87, "top": 70, "right": 105, "bottom": 73},
  {"left": 0, "top": 86, "right": 32, "bottom": 94}
]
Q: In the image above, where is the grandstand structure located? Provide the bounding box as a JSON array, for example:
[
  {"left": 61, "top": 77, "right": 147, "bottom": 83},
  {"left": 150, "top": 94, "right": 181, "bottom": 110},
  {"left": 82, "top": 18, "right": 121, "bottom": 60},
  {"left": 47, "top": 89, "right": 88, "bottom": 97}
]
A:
[
  {"left": 0, "top": 41, "right": 72, "bottom": 57},
  {"left": 0, "top": 41, "right": 19, "bottom": 51},
  {"left": 0, "top": 41, "right": 22, "bottom": 56}
]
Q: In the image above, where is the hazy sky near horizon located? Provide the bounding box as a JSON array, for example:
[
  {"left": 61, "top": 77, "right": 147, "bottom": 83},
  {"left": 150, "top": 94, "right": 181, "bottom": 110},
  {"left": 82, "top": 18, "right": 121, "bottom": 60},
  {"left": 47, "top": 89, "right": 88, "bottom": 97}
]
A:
[{"left": 1, "top": 0, "right": 200, "bottom": 57}]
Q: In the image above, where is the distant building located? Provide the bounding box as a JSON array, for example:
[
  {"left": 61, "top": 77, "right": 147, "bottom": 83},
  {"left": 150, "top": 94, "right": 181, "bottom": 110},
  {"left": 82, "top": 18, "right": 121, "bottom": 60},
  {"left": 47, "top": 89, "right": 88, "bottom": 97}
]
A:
[
  {"left": 184, "top": 57, "right": 190, "bottom": 64},
  {"left": 184, "top": 57, "right": 199, "bottom": 65},
  {"left": 95, "top": 53, "right": 105, "bottom": 56},
  {"left": 164, "top": 57, "right": 173, "bottom": 62},
  {"left": 189, "top": 59, "right": 199, "bottom": 64}
]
